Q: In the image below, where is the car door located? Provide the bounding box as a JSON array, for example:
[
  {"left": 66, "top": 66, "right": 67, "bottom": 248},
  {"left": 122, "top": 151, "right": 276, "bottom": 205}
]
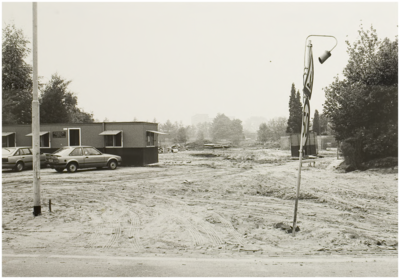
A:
[
  {"left": 19, "top": 148, "right": 33, "bottom": 168},
  {"left": 68, "top": 147, "right": 84, "bottom": 166},
  {"left": 83, "top": 147, "right": 105, "bottom": 168},
  {"left": 9, "top": 149, "right": 21, "bottom": 165}
]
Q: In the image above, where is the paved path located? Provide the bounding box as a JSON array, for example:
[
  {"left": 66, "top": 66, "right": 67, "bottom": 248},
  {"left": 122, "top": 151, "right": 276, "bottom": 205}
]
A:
[{"left": 3, "top": 254, "right": 398, "bottom": 277}]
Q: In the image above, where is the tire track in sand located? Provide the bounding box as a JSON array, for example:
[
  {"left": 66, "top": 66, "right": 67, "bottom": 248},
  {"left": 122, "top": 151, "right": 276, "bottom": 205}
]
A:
[{"left": 88, "top": 209, "right": 143, "bottom": 250}]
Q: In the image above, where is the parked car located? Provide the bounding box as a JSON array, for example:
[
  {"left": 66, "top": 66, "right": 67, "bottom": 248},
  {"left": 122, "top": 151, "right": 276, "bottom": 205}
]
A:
[
  {"left": 2, "top": 147, "right": 47, "bottom": 172},
  {"left": 46, "top": 146, "right": 122, "bottom": 173}
]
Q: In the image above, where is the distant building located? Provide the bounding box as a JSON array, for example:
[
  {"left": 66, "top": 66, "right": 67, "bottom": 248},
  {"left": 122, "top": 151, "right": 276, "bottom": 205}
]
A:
[
  {"left": 244, "top": 116, "right": 268, "bottom": 133},
  {"left": 191, "top": 114, "right": 210, "bottom": 126},
  {"left": 2, "top": 121, "right": 162, "bottom": 166}
]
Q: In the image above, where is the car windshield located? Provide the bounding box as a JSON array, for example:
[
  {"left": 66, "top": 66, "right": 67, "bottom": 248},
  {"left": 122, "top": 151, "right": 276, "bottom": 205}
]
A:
[
  {"left": 52, "top": 147, "right": 70, "bottom": 155},
  {"left": 2, "top": 147, "right": 17, "bottom": 156}
]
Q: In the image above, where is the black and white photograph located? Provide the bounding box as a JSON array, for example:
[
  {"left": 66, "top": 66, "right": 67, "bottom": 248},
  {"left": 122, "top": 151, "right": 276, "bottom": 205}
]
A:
[{"left": 2, "top": 1, "right": 398, "bottom": 277}]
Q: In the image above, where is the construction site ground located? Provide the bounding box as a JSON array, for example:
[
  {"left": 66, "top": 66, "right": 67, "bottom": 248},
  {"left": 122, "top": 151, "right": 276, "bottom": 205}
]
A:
[{"left": 2, "top": 147, "right": 398, "bottom": 275}]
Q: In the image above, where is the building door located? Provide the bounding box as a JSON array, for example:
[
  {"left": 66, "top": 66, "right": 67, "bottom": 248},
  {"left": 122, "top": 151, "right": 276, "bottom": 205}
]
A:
[{"left": 69, "top": 129, "right": 81, "bottom": 146}]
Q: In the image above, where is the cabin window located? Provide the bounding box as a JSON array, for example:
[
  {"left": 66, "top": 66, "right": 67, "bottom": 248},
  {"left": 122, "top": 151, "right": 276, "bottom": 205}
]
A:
[
  {"left": 2, "top": 132, "right": 16, "bottom": 147},
  {"left": 146, "top": 132, "right": 154, "bottom": 146},
  {"left": 99, "top": 131, "right": 123, "bottom": 147},
  {"left": 40, "top": 133, "right": 50, "bottom": 147},
  {"left": 25, "top": 131, "right": 50, "bottom": 148}
]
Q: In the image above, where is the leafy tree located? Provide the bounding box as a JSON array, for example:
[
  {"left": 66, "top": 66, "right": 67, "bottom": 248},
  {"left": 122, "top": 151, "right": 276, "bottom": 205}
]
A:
[
  {"left": 319, "top": 113, "right": 329, "bottom": 135},
  {"left": 196, "top": 130, "right": 205, "bottom": 145},
  {"left": 210, "top": 114, "right": 244, "bottom": 144},
  {"left": 323, "top": 25, "right": 398, "bottom": 167},
  {"left": 230, "top": 119, "right": 244, "bottom": 145},
  {"left": 69, "top": 107, "right": 94, "bottom": 123},
  {"left": 312, "top": 110, "right": 320, "bottom": 135},
  {"left": 2, "top": 24, "right": 33, "bottom": 124},
  {"left": 344, "top": 26, "right": 398, "bottom": 86},
  {"left": 286, "top": 83, "right": 302, "bottom": 133},
  {"left": 267, "top": 117, "right": 288, "bottom": 141},
  {"left": 257, "top": 117, "right": 287, "bottom": 143},
  {"left": 257, "top": 123, "right": 270, "bottom": 143},
  {"left": 40, "top": 74, "right": 93, "bottom": 123},
  {"left": 159, "top": 120, "right": 175, "bottom": 134},
  {"left": 196, "top": 122, "right": 211, "bottom": 140},
  {"left": 159, "top": 120, "right": 178, "bottom": 143},
  {"left": 185, "top": 125, "right": 197, "bottom": 141},
  {"left": 175, "top": 127, "right": 188, "bottom": 144},
  {"left": 2, "top": 24, "right": 32, "bottom": 91},
  {"left": 211, "top": 114, "right": 233, "bottom": 142}
]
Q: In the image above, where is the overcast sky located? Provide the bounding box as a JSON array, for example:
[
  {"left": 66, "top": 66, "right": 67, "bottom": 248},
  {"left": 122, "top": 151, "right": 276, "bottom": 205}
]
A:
[{"left": 2, "top": 2, "right": 398, "bottom": 126}]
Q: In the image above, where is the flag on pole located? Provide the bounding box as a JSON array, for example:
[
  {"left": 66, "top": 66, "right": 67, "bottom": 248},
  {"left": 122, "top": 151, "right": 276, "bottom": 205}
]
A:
[
  {"left": 301, "top": 98, "right": 310, "bottom": 147},
  {"left": 303, "top": 47, "right": 314, "bottom": 100}
]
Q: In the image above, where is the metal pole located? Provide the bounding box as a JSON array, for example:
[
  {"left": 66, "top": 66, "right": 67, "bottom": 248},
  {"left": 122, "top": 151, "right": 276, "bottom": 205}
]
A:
[
  {"left": 32, "top": 2, "right": 41, "bottom": 216},
  {"left": 292, "top": 117, "right": 304, "bottom": 236},
  {"left": 293, "top": 40, "right": 312, "bottom": 236}
]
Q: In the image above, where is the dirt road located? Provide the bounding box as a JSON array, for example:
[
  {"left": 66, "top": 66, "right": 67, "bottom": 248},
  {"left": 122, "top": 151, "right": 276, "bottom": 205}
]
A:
[{"left": 2, "top": 148, "right": 398, "bottom": 275}]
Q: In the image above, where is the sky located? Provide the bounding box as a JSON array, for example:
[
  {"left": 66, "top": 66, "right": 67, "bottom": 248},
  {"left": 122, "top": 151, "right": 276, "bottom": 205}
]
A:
[{"left": 2, "top": 1, "right": 398, "bottom": 127}]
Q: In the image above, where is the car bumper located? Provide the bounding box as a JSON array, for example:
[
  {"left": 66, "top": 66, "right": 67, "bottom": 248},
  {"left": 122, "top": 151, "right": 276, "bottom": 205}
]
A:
[
  {"left": 2, "top": 163, "right": 15, "bottom": 169},
  {"left": 48, "top": 163, "right": 68, "bottom": 169}
]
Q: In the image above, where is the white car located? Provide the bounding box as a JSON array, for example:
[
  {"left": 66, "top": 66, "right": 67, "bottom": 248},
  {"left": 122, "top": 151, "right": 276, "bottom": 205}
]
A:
[{"left": 2, "top": 147, "right": 47, "bottom": 172}]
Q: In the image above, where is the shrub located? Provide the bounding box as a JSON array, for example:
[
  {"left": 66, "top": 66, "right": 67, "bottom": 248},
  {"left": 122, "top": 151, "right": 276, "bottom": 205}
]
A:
[{"left": 341, "top": 136, "right": 363, "bottom": 169}]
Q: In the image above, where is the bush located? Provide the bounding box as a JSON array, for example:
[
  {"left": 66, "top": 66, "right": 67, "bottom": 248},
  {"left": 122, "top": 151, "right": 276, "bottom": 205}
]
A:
[
  {"left": 263, "top": 141, "right": 281, "bottom": 149},
  {"left": 361, "top": 157, "right": 398, "bottom": 169},
  {"left": 341, "top": 136, "right": 363, "bottom": 169},
  {"left": 323, "top": 27, "right": 398, "bottom": 169},
  {"left": 363, "top": 121, "right": 398, "bottom": 160}
]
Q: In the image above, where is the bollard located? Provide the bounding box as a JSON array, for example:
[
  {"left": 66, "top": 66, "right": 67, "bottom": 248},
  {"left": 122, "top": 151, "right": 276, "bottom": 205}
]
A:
[{"left": 49, "top": 199, "right": 52, "bottom": 212}]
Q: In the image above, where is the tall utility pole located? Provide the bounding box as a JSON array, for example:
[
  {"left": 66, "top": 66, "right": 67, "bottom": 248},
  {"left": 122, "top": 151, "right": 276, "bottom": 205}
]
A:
[
  {"left": 32, "top": 2, "right": 41, "bottom": 216},
  {"left": 292, "top": 34, "right": 337, "bottom": 236},
  {"left": 292, "top": 41, "right": 312, "bottom": 236}
]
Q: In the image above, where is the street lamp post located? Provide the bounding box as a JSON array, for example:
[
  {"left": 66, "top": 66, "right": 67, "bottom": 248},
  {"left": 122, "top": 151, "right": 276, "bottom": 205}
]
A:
[{"left": 292, "top": 35, "right": 337, "bottom": 236}]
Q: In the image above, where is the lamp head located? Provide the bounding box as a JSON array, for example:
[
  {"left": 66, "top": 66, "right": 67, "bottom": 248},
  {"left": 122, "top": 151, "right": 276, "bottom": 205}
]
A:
[{"left": 319, "top": 50, "right": 332, "bottom": 64}]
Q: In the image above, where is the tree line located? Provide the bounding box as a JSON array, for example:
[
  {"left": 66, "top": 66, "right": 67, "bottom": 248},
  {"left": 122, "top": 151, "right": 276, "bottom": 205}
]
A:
[
  {"left": 2, "top": 24, "right": 94, "bottom": 125},
  {"left": 284, "top": 83, "right": 330, "bottom": 136},
  {"left": 256, "top": 82, "right": 330, "bottom": 145},
  {"left": 323, "top": 25, "right": 397, "bottom": 168},
  {"left": 273, "top": 25, "right": 397, "bottom": 168},
  {"left": 159, "top": 114, "right": 245, "bottom": 146}
]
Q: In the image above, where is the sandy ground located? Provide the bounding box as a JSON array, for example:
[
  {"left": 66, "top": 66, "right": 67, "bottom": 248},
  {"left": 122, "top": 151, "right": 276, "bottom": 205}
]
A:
[
  {"left": 2, "top": 254, "right": 398, "bottom": 277},
  {"left": 2, "top": 148, "right": 398, "bottom": 263}
]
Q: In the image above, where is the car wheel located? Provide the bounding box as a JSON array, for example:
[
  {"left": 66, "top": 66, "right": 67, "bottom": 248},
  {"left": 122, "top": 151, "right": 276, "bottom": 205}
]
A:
[
  {"left": 55, "top": 168, "right": 64, "bottom": 173},
  {"left": 15, "top": 162, "right": 25, "bottom": 172},
  {"left": 108, "top": 160, "right": 118, "bottom": 170},
  {"left": 67, "top": 162, "right": 78, "bottom": 173}
]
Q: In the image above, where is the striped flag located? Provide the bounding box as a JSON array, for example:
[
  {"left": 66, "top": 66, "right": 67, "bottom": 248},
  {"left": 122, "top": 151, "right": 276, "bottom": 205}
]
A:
[
  {"left": 301, "top": 98, "right": 310, "bottom": 147},
  {"left": 303, "top": 47, "right": 314, "bottom": 100}
]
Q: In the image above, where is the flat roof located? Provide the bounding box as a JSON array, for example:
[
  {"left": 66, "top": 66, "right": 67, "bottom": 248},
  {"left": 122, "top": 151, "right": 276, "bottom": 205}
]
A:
[{"left": 3, "top": 121, "right": 158, "bottom": 126}]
